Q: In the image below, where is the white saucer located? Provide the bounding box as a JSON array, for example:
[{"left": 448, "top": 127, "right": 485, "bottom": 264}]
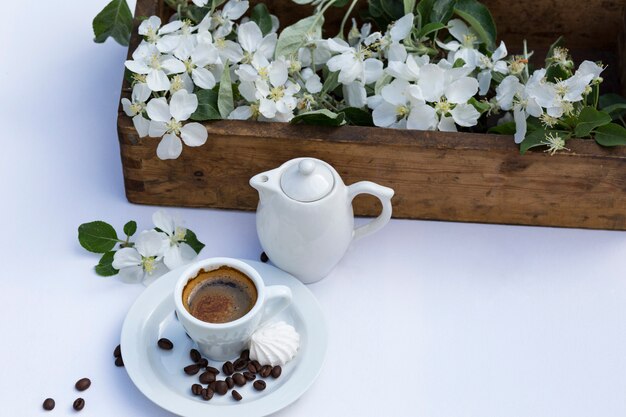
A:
[{"left": 121, "top": 259, "right": 327, "bottom": 417}]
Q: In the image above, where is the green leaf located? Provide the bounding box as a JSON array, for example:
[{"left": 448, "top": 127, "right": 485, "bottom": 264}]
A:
[
  {"left": 292, "top": 0, "right": 314, "bottom": 4},
  {"left": 291, "top": 110, "right": 346, "bottom": 126},
  {"left": 600, "top": 93, "right": 626, "bottom": 109},
  {"left": 251, "top": 3, "right": 273, "bottom": 36},
  {"left": 599, "top": 93, "right": 626, "bottom": 119},
  {"left": 95, "top": 251, "right": 119, "bottom": 276},
  {"left": 78, "top": 221, "right": 119, "bottom": 253},
  {"left": 416, "top": 21, "right": 446, "bottom": 38},
  {"left": 404, "top": 0, "right": 417, "bottom": 14},
  {"left": 381, "top": 0, "right": 405, "bottom": 19},
  {"left": 218, "top": 62, "right": 234, "bottom": 119},
  {"left": 453, "top": 0, "right": 496, "bottom": 50},
  {"left": 92, "top": 0, "right": 133, "bottom": 46},
  {"left": 574, "top": 107, "right": 611, "bottom": 138},
  {"left": 191, "top": 89, "right": 221, "bottom": 121},
  {"left": 488, "top": 121, "right": 516, "bottom": 135},
  {"left": 520, "top": 128, "right": 548, "bottom": 154},
  {"left": 184, "top": 229, "right": 205, "bottom": 254},
  {"left": 275, "top": 15, "right": 324, "bottom": 59},
  {"left": 341, "top": 107, "right": 374, "bottom": 126},
  {"left": 594, "top": 123, "right": 626, "bottom": 146},
  {"left": 186, "top": 5, "right": 210, "bottom": 23},
  {"left": 431, "top": 0, "right": 456, "bottom": 23},
  {"left": 123, "top": 220, "right": 137, "bottom": 237},
  {"left": 332, "top": 0, "right": 351, "bottom": 6},
  {"left": 545, "top": 64, "right": 570, "bottom": 83},
  {"left": 417, "top": 0, "right": 435, "bottom": 23},
  {"left": 212, "top": 0, "right": 228, "bottom": 10},
  {"left": 468, "top": 97, "right": 490, "bottom": 114},
  {"left": 321, "top": 71, "right": 340, "bottom": 95}
]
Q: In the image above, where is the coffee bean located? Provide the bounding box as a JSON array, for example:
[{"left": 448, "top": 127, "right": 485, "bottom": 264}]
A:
[
  {"left": 202, "top": 388, "right": 214, "bottom": 401},
  {"left": 233, "top": 358, "right": 248, "bottom": 371},
  {"left": 199, "top": 371, "right": 216, "bottom": 384},
  {"left": 209, "top": 381, "right": 217, "bottom": 391},
  {"left": 73, "top": 398, "right": 85, "bottom": 411},
  {"left": 253, "top": 380, "right": 266, "bottom": 391},
  {"left": 42, "top": 398, "right": 55, "bottom": 411},
  {"left": 157, "top": 338, "right": 174, "bottom": 350},
  {"left": 260, "top": 365, "right": 272, "bottom": 378},
  {"left": 260, "top": 252, "right": 269, "bottom": 263},
  {"left": 271, "top": 366, "right": 282, "bottom": 378},
  {"left": 222, "top": 361, "right": 234, "bottom": 375},
  {"left": 232, "top": 390, "right": 243, "bottom": 401},
  {"left": 215, "top": 381, "right": 228, "bottom": 395},
  {"left": 240, "top": 349, "right": 250, "bottom": 361},
  {"left": 247, "top": 363, "right": 257, "bottom": 373},
  {"left": 75, "top": 377, "right": 91, "bottom": 391},
  {"left": 198, "top": 358, "right": 209, "bottom": 368},
  {"left": 226, "top": 376, "right": 234, "bottom": 389},
  {"left": 251, "top": 360, "right": 261, "bottom": 372},
  {"left": 114, "top": 356, "right": 124, "bottom": 367},
  {"left": 206, "top": 366, "right": 219, "bottom": 374},
  {"left": 190, "top": 349, "right": 201, "bottom": 363},
  {"left": 232, "top": 372, "right": 246, "bottom": 387},
  {"left": 184, "top": 364, "right": 201, "bottom": 375},
  {"left": 243, "top": 371, "right": 256, "bottom": 381},
  {"left": 113, "top": 345, "right": 121, "bottom": 358},
  {"left": 191, "top": 383, "right": 203, "bottom": 395}
]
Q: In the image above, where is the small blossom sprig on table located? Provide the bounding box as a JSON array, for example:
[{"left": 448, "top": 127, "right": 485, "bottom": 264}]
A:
[
  {"left": 94, "top": 0, "right": 626, "bottom": 158},
  {"left": 77, "top": 210, "right": 205, "bottom": 285}
]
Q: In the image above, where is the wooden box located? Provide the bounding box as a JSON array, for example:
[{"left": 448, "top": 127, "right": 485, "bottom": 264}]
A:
[{"left": 118, "top": 0, "right": 626, "bottom": 230}]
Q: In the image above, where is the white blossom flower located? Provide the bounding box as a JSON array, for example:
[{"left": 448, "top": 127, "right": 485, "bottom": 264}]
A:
[
  {"left": 348, "top": 19, "right": 372, "bottom": 46},
  {"left": 152, "top": 210, "right": 197, "bottom": 269},
  {"left": 228, "top": 81, "right": 259, "bottom": 120},
  {"left": 238, "top": 21, "right": 277, "bottom": 63},
  {"left": 405, "top": 64, "right": 480, "bottom": 129},
  {"left": 326, "top": 39, "right": 383, "bottom": 85},
  {"left": 146, "top": 90, "right": 208, "bottom": 159},
  {"left": 541, "top": 132, "right": 570, "bottom": 155},
  {"left": 198, "top": 0, "right": 249, "bottom": 38},
  {"left": 159, "top": 20, "right": 198, "bottom": 58},
  {"left": 198, "top": 31, "right": 244, "bottom": 64},
  {"left": 385, "top": 54, "right": 429, "bottom": 82},
  {"left": 125, "top": 44, "right": 186, "bottom": 91},
  {"left": 437, "top": 19, "right": 480, "bottom": 68},
  {"left": 301, "top": 67, "right": 322, "bottom": 93},
  {"left": 372, "top": 79, "right": 421, "bottom": 128},
  {"left": 476, "top": 41, "right": 508, "bottom": 95},
  {"left": 496, "top": 74, "right": 542, "bottom": 143},
  {"left": 168, "top": 74, "right": 194, "bottom": 94},
  {"left": 298, "top": 36, "right": 332, "bottom": 68},
  {"left": 235, "top": 53, "right": 271, "bottom": 82},
  {"left": 177, "top": 42, "right": 222, "bottom": 89},
  {"left": 379, "top": 13, "right": 414, "bottom": 62},
  {"left": 138, "top": 16, "right": 184, "bottom": 53},
  {"left": 112, "top": 230, "right": 169, "bottom": 285},
  {"left": 255, "top": 58, "right": 300, "bottom": 121},
  {"left": 121, "top": 83, "right": 151, "bottom": 137}
]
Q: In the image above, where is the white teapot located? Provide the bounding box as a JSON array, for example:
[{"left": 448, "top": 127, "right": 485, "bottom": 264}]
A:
[{"left": 250, "top": 157, "right": 394, "bottom": 283}]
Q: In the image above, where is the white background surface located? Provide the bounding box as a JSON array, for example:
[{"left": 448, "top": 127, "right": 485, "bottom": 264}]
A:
[{"left": 1, "top": 1, "right": 626, "bottom": 416}]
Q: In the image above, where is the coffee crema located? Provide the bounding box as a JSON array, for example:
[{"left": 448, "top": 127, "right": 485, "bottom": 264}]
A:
[{"left": 182, "top": 266, "right": 258, "bottom": 324}]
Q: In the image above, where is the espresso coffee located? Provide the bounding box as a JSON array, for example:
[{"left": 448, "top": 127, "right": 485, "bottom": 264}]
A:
[{"left": 182, "top": 266, "right": 258, "bottom": 324}]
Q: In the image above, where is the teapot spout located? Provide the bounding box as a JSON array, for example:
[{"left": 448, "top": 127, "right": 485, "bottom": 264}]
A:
[{"left": 250, "top": 169, "right": 281, "bottom": 199}]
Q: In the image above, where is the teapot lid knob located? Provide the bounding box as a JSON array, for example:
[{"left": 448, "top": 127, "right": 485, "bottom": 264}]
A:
[
  {"left": 280, "top": 158, "right": 335, "bottom": 202},
  {"left": 298, "top": 159, "right": 316, "bottom": 175}
]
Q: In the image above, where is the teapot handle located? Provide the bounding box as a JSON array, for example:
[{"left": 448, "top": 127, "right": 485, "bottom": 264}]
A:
[{"left": 347, "top": 181, "right": 394, "bottom": 241}]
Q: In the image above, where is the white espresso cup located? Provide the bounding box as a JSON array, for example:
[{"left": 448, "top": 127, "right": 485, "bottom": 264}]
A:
[{"left": 174, "top": 257, "right": 292, "bottom": 361}]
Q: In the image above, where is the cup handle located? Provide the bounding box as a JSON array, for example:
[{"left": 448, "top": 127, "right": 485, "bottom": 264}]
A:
[
  {"left": 259, "top": 285, "right": 292, "bottom": 326},
  {"left": 347, "top": 181, "right": 395, "bottom": 241}
]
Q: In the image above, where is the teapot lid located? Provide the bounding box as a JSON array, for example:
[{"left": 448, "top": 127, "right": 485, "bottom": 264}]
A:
[{"left": 280, "top": 158, "right": 335, "bottom": 202}]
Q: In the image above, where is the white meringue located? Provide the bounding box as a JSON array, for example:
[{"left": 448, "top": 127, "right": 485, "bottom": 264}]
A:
[{"left": 249, "top": 321, "right": 300, "bottom": 366}]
